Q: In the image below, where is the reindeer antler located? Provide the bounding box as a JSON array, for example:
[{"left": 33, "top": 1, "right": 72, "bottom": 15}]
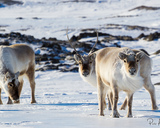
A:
[
  {"left": 89, "top": 30, "right": 98, "bottom": 55},
  {"left": 66, "top": 28, "right": 82, "bottom": 58}
]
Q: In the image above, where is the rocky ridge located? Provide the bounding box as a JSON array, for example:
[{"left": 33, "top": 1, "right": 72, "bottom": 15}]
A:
[{"left": 0, "top": 31, "right": 160, "bottom": 72}]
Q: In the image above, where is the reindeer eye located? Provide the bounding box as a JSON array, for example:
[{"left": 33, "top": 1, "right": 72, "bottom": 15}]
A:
[
  {"left": 137, "top": 59, "right": 139, "bottom": 62},
  {"left": 79, "top": 62, "right": 82, "bottom": 64},
  {"left": 8, "top": 83, "right": 14, "bottom": 87},
  {"left": 124, "top": 60, "right": 126, "bottom": 63}
]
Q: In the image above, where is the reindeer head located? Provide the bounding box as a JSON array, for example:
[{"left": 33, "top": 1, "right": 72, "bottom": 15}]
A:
[
  {"left": 119, "top": 49, "right": 144, "bottom": 76},
  {"left": 74, "top": 53, "right": 96, "bottom": 77},
  {"left": 3, "top": 71, "right": 20, "bottom": 101},
  {"left": 66, "top": 28, "right": 98, "bottom": 77}
]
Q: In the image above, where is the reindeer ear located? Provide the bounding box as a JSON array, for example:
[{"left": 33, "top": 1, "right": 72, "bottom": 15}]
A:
[
  {"left": 15, "top": 71, "right": 20, "bottom": 79},
  {"left": 90, "top": 53, "right": 96, "bottom": 61},
  {"left": 119, "top": 52, "right": 127, "bottom": 60},
  {"left": 74, "top": 54, "right": 81, "bottom": 62},
  {"left": 5, "top": 72, "right": 10, "bottom": 79},
  {"left": 136, "top": 51, "right": 144, "bottom": 60}
]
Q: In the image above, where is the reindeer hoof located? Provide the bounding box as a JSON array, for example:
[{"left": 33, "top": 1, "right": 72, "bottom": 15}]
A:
[
  {"left": 108, "top": 107, "right": 112, "bottom": 110},
  {"left": 127, "top": 114, "right": 133, "bottom": 118},
  {"left": 7, "top": 101, "right": 13, "bottom": 104},
  {"left": 112, "top": 114, "right": 119, "bottom": 118},
  {"left": 111, "top": 111, "right": 120, "bottom": 118},
  {"left": 99, "top": 113, "right": 105, "bottom": 116},
  {"left": 152, "top": 106, "right": 158, "bottom": 110},
  {"left": 31, "top": 100, "right": 37, "bottom": 104},
  {"left": 119, "top": 107, "right": 126, "bottom": 110},
  {"left": 14, "top": 100, "right": 20, "bottom": 104}
]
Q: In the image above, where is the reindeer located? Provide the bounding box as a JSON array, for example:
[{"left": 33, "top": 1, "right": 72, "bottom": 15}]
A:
[
  {"left": 66, "top": 29, "right": 112, "bottom": 110},
  {"left": 0, "top": 44, "right": 36, "bottom": 104},
  {"left": 96, "top": 47, "right": 158, "bottom": 117},
  {"left": 119, "top": 48, "right": 160, "bottom": 110}
]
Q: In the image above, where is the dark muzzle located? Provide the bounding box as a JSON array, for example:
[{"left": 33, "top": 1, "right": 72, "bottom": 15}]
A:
[
  {"left": 129, "top": 68, "right": 136, "bottom": 75},
  {"left": 82, "top": 70, "right": 89, "bottom": 77}
]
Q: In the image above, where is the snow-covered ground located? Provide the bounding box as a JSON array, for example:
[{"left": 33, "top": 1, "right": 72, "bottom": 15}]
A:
[
  {"left": 0, "top": 0, "right": 160, "bottom": 128},
  {"left": 0, "top": 70, "right": 160, "bottom": 128},
  {"left": 1, "top": 0, "right": 160, "bottom": 39}
]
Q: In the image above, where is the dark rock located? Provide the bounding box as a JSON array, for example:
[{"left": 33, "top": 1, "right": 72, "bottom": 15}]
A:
[
  {"left": 129, "top": 5, "right": 160, "bottom": 11},
  {"left": 0, "top": 40, "right": 10, "bottom": 45},
  {"left": 142, "top": 32, "right": 160, "bottom": 41},
  {"left": 70, "top": 35, "right": 78, "bottom": 42},
  {"left": 16, "top": 17, "right": 24, "bottom": 20},
  {"left": 48, "top": 37, "right": 57, "bottom": 41},
  {"left": 114, "top": 43, "right": 121, "bottom": 48},
  {"left": 103, "top": 35, "right": 134, "bottom": 42},
  {"left": 136, "top": 32, "right": 160, "bottom": 41},
  {"left": 60, "top": 65, "right": 78, "bottom": 72},
  {"left": 41, "top": 37, "right": 46, "bottom": 40},
  {"left": 72, "top": 30, "right": 135, "bottom": 44},
  {"left": 9, "top": 32, "right": 20, "bottom": 38},
  {"left": 149, "top": 32, "right": 160, "bottom": 41},
  {"left": 32, "top": 17, "right": 41, "bottom": 20},
  {"left": 26, "top": 35, "right": 35, "bottom": 43},
  {"left": 36, "top": 65, "right": 58, "bottom": 71},
  {"left": 127, "top": 25, "right": 147, "bottom": 31},
  {"left": 0, "top": 0, "right": 23, "bottom": 5},
  {"left": 81, "top": 28, "right": 96, "bottom": 32},
  {"left": 105, "top": 24, "right": 158, "bottom": 31},
  {"left": 119, "top": 36, "right": 134, "bottom": 41},
  {"left": 44, "top": 61, "right": 50, "bottom": 65},
  {"left": 35, "top": 54, "right": 48, "bottom": 62},
  {"left": 154, "top": 49, "right": 160, "bottom": 55},
  {"left": 50, "top": 58, "right": 60, "bottom": 63},
  {"left": 44, "top": 65, "right": 59, "bottom": 71},
  {"left": 78, "top": 32, "right": 110, "bottom": 41},
  {"left": 80, "top": 16, "right": 87, "bottom": 18},
  {"left": 1, "top": 30, "right": 145, "bottom": 73},
  {"left": 137, "top": 33, "right": 146, "bottom": 39},
  {"left": 147, "top": 34, "right": 155, "bottom": 41},
  {"left": 42, "top": 42, "right": 61, "bottom": 51},
  {"left": 70, "top": 32, "right": 110, "bottom": 42}
]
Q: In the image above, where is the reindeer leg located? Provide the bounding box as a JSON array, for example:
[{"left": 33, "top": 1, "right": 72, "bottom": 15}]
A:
[
  {"left": 126, "top": 93, "right": 133, "bottom": 118},
  {"left": 97, "top": 75, "right": 106, "bottom": 116},
  {"left": 103, "top": 89, "right": 107, "bottom": 110},
  {"left": 111, "top": 83, "right": 119, "bottom": 118},
  {"left": 30, "top": 80, "right": 36, "bottom": 104},
  {"left": 18, "top": 79, "right": 24, "bottom": 100},
  {"left": 143, "top": 77, "right": 158, "bottom": 110},
  {"left": 107, "top": 94, "right": 112, "bottom": 110},
  {"left": 108, "top": 91, "right": 113, "bottom": 110},
  {"left": 120, "top": 97, "right": 127, "bottom": 110},
  {"left": 0, "top": 88, "right": 3, "bottom": 104},
  {"left": 26, "top": 64, "right": 36, "bottom": 104},
  {"left": 7, "top": 97, "right": 13, "bottom": 104}
]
